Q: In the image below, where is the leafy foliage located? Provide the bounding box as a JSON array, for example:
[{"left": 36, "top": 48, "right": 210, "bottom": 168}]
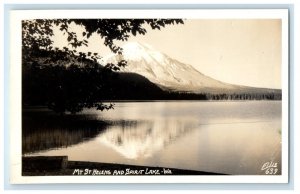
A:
[
  {"left": 22, "top": 19, "right": 184, "bottom": 114},
  {"left": 23, "top": 61, "right": 115, "bottom": 114},
  {"left": 22, "top": 19, "right": 184, "bottom": 57}
]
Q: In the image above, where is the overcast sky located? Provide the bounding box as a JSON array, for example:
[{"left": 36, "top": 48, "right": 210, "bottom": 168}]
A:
[{"left": 53, "top": 19, "right": 282, "bottom": 89}]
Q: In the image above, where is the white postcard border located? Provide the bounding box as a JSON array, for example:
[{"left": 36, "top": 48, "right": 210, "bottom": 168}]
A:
[{"left": 9, "top": 9, "right": 289, "bottom": 184}]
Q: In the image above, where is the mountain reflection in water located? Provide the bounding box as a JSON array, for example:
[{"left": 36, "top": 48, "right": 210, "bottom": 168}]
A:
[
  {"left": 97, "top": 118, "right": 198, "bottom": 159},
  {"left": 23, "top": 102, "right": 282, "bottom": 175},
  {"left": 23, "top": 116, "right": 198, "bottom": 159}
]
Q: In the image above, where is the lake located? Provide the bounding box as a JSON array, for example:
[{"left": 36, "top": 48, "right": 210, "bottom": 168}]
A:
[{"left": 23, "top": 101, "right": 282, "bottom": 175}]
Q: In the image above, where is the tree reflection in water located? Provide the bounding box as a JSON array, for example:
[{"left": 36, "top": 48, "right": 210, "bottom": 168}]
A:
[{"left": 22, "top": 109, "right": 108, "bottom": 154}]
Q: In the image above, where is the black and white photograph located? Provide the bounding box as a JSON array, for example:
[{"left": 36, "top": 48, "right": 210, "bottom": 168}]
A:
[{"left": 9, "top": 9, "right": 289, "bottom": 183}]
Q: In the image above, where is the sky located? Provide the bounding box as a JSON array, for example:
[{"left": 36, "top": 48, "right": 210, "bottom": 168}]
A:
[{"left": 52, "top": 19, "right": 282, "bottom": 89}]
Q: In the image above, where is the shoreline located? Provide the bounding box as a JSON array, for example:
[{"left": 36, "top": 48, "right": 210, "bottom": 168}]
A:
[{"left": 22, "top": 156, "right": 227, "bottom": 176}]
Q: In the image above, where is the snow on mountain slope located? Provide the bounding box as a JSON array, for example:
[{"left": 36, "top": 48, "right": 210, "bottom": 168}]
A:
[{"left": 102, "top": 42, "right": 239, "bottom": 92}]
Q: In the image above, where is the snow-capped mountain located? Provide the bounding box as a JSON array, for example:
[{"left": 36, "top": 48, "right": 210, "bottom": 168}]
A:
[{"left": 102, "top": 42, "right": 241, "bottom": 92}]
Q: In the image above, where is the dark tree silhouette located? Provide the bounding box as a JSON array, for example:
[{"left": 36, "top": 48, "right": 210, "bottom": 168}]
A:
[{"left": 22, "top": 19, "right": 184, "bottom": 114}]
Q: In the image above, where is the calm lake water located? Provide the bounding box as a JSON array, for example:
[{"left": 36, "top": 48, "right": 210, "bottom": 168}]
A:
[{"left": 24, "top": 101, "right": 282, "bottom": 175}]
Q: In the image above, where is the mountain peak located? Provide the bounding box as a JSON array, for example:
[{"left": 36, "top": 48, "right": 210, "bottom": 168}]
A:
[
  {"left": 122, "top": 41, "right": 143, "bottom": 48},
  {"left": 117, "top": 42, "right": 164, "bottom": 63},
  {"left": 122, "top": 41, "right": 153, "bottom": 52},
  {"left": 121, "top": 42, "right": 146, "bottom": 58},
  {"left": 103, "top": 42, "right": 237, "bottom": 92}
]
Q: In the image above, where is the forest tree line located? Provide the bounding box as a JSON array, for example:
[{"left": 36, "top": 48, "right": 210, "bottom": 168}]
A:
[{"left": 22, "top": 62, "right": 282, "bottom": 113}]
